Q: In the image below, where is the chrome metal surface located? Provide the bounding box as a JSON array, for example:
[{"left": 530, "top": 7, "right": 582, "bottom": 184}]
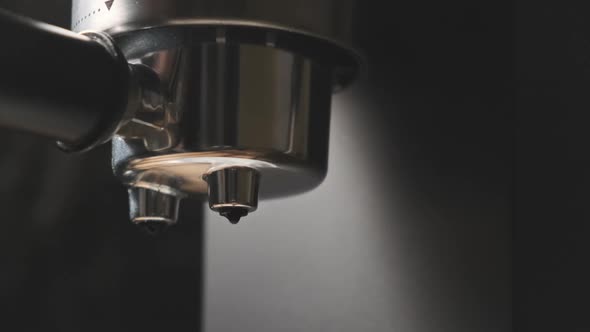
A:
[
  {"left": 113, "top": 44, "right": 332, "bottom": 201},
  {"left": 128, "top": 185, "right": 183, "bottom": 232},
  {"left": 205, "top": 167, "right": 260, "bottom": 224}
]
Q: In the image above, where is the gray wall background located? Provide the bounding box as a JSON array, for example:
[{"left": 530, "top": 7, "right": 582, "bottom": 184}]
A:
[
  {"left": 0, "top": 1, "right": 511, "bottom": 331},
  {"left": 204, "top": 1, "right": 512, "bottom": 331}
]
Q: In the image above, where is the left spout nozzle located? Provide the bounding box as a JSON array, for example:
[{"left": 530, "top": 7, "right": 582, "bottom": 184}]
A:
[{"left": 128, "top": 187, "right": 183, "bottom": 234}]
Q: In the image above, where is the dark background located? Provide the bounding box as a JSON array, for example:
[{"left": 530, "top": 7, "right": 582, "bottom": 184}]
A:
[
  {"left": 515, "top": 2, "right": 590, "bottom": 331},
  {"left": 0, "top": 0, "right": 520, "bottom": 331}
]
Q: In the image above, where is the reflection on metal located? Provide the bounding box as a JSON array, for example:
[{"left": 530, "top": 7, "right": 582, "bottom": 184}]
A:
[
  {"left": 71, "top": 0, "right": 361, "bottom": 224},
  {"left": 111, "top": 42, "right": 333, "bottom": 224},
  {"left": 116, "top": 64, "right": 179, "bottom": 152},
  {"left": 112, "top": 44, "right": 332, "bottom": 197}
]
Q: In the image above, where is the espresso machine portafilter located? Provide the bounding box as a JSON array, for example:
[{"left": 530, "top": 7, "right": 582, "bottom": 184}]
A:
[{"left": 0, "top": 1, "right": 361, "bottom": 230}]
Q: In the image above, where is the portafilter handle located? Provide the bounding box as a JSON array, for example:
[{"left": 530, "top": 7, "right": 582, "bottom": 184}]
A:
[{"left": 0, "top": 9, "right": 132, "bottom": 152}]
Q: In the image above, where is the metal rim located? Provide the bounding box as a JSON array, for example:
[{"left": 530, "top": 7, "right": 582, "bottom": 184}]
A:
[{"left": 102, "top": 21, "right": 364, "bottom": 89}]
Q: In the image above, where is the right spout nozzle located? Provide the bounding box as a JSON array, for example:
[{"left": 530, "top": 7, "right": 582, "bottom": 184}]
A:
[{"left": 204, "top": 167, "right": 260, "bottom": 224}]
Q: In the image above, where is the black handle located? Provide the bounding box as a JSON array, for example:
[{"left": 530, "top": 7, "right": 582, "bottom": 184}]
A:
[{"left": 0, "top": 9, "right": 130, "bottom": 151}]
